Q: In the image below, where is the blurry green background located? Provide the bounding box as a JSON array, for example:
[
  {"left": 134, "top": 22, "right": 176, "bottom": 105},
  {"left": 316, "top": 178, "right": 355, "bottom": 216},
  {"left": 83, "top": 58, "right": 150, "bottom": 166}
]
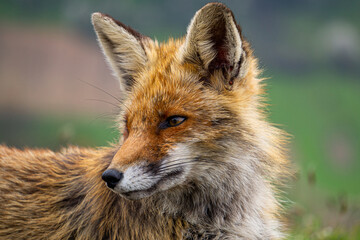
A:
[{"left": 0, "top": 0, "right": 359, "bottom": 239}]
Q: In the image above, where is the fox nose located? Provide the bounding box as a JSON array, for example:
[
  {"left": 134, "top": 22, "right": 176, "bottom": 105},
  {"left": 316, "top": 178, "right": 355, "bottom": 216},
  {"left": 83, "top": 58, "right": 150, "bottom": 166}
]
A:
[{"left": 102, "top": 169, "right": 123, "bottom": 189}]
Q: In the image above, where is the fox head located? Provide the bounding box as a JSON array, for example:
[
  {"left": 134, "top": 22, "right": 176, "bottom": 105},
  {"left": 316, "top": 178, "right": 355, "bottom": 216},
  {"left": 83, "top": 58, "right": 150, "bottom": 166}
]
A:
[{"left": 92, "top": 3, "right": 263, "bottom": 200}]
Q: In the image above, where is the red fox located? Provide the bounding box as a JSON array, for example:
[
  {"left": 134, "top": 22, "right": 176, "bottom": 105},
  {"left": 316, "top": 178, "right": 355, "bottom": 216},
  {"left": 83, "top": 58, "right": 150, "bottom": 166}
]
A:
[{"left": 0, "top": 3, "right": 290, "bottom": 239}]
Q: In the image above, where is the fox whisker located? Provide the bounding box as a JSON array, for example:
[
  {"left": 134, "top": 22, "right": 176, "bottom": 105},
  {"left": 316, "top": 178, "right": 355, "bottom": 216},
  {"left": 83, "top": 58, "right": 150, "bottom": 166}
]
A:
[
  {"left": 155, "top": 159, "right": 222, "bottom": 174},
  {"left": 85, "top": 98, "right": 121, "bottom": 108},
  {"left": 79, "top": 78, "right": 132, "bottom": 114},
  {"left": 89, "top": 112, "right": 116, "bottom": 125},
  {"left": 79, "top": 79, "right": 122, "bottom": 103}
]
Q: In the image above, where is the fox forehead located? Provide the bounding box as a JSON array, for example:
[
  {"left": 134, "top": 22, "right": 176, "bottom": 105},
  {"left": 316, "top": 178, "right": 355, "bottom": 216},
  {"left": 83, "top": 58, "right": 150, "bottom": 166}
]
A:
[{"left": 124, "top": 40, "right": 207, "bottom": 125}]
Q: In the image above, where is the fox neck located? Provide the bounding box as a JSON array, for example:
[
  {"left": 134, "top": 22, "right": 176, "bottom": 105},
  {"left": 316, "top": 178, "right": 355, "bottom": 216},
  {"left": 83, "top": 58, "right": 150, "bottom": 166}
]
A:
[{"left": 149, "top": 151, "right": 278, "bottom": 238}]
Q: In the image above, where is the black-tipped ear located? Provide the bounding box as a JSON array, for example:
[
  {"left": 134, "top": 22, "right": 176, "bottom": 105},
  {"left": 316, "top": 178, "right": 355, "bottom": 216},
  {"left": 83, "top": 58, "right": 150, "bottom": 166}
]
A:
[
  {"left": 91, "top": 13, "right": 151, "bottom": 92},
  {"left": 180, "top": 3, "right": 247, "bottom": 82}
]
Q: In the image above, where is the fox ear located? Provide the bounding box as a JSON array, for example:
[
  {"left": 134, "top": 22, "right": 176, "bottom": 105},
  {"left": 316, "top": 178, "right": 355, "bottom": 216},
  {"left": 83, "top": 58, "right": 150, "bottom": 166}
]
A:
[
  {"left": 92, "top": 13, "right": 150, "bottom": 92},
  {"left": 180, "top": 3, "right": 247, "bottom": 83}
]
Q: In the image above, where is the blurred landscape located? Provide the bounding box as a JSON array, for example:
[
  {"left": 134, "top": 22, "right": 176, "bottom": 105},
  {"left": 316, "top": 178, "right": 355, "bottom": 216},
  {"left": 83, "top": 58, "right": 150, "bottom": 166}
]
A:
[{"left": 0, "top": 0, "right": 359, "bottom": 238}]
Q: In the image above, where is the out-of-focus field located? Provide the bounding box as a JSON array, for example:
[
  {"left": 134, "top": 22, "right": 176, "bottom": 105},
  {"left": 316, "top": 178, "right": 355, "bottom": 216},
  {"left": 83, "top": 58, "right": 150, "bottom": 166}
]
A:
[
  {"left": 268, "top": 72, "right": 360, "bottom": 239},
  {"left": 1, "top": 0, "right": 359, "bottom": 239}
]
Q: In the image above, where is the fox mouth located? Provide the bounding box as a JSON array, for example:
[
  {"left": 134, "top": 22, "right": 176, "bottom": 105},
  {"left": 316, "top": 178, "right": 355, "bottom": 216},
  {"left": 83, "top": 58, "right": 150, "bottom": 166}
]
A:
[
  {"left": 116, "top": 169, "right": 184, "bottom": 200},
  {"left": 119, "top": 187, "right": 155, "bottom": 200}
]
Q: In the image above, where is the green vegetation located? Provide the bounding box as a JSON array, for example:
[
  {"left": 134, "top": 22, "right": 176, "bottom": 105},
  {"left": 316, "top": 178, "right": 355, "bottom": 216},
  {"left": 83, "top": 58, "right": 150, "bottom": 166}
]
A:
[
  {"left": 268, "top": 71, "right": 360, "bottom": 196},
  {"left": 269, "top": 72, "right": 360, "bottom": 239},
  {"left": 0, "top": 114, "right": 118, "bottom": 150}
]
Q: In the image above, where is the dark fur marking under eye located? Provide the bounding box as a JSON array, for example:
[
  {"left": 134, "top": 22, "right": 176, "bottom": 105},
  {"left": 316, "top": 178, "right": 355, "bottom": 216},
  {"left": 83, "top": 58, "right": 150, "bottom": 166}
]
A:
[{"left": 147, "top": 162, "right": 160, "bottom": 174}]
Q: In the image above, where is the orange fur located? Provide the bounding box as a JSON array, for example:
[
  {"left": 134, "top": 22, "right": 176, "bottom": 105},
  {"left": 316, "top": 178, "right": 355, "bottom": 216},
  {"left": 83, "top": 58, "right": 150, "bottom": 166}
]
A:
[{"left": 0, "top": 3, "right": 290, "bottom": 239}]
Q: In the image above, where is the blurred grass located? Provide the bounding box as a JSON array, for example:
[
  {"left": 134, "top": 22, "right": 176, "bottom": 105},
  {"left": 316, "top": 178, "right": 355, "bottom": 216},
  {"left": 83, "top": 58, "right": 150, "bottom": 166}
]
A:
[
  {"left": 0, "top": 114, "right": 118, "bottom": 150},
  {"left": 0, "top": 71, "right": 359, "bottom": 239},
  {"left": 268, "top": 71, "right": 360, "bottom": 196},
  {"left": 267, "top": 71, "right": 360, "bottom": 239}
]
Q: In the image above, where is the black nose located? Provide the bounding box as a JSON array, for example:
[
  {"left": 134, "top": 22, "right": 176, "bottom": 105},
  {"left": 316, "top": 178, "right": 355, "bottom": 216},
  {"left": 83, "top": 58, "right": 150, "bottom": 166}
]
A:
[{"left": 102, "top": 169, "right": 123, "bottom": 189}]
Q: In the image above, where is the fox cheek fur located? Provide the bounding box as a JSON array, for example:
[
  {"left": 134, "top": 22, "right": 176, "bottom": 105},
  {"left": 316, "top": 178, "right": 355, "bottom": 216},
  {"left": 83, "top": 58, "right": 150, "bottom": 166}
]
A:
[{"left": 0, "top": 3, "right": 290, "bottom": 239}]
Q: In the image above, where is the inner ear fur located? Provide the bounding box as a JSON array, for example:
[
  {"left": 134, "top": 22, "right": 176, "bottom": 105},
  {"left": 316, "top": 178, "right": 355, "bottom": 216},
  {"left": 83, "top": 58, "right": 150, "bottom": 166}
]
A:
[
  {"left": 180, "top": 3, "right": 246, "bottom": 82},
  {"left": 91, "top": 13, "right": 150, "bottom": 92}
]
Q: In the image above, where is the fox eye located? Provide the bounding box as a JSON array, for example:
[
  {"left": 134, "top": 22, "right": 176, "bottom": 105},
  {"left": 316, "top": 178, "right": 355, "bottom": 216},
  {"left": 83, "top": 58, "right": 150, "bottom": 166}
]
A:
[
  {"left": 168, "top": 116, "right": 187, "bottom": 127},
  {"left": 159, "top": 116, "right": 187, "bottom": 129}
]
